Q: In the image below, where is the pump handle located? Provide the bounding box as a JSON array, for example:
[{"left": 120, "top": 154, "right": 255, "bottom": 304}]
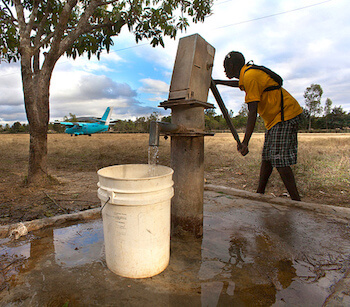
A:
[{"left": 210, "top": 79, "right": 241, "bottom": 146}]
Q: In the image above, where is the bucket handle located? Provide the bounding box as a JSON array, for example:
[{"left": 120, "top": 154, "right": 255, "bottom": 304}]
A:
[{"left": 100, "top": 196, "right": 110, "bottom": 214}]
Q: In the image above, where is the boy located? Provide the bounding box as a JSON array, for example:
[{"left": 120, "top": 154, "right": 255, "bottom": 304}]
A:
[{"left": 215, "top": 51, "right": 303, "bottom": 201}]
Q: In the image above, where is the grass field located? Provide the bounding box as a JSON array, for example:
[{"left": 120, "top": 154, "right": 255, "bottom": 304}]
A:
[{"left": 0, "top": 133, "right": 349, "bottom": 224}]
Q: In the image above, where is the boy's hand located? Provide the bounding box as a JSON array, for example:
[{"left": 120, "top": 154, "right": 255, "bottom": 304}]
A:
[{"left": 237, "top": 143, "right": 249, "bottom": 156}]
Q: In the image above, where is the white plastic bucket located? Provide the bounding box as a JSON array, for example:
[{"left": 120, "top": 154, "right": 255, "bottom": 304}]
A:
[{"left": 97, "top": 164, "right": 174, "bottom": 278}]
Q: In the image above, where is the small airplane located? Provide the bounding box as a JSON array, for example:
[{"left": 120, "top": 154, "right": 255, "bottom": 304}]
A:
[{"left": 59, "top": 107, "right": 113, "bottom": 136}]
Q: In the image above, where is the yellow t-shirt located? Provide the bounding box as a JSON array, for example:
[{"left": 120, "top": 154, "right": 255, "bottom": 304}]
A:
[{"left": 238, "top": 65, "right": 303, "bottom": 130}]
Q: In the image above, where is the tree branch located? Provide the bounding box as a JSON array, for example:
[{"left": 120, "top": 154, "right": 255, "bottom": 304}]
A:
[
  {"left": 32, "top": 1, "right": 54, "bottom": 53},
  {"left": 12, "top": 0, "right": 26, "bottom": 36},
  {"left": 12, "top": 0, "right": 35, "bottom": 63},
  {"left": 34, "top": 32, "right": 55, "bottom": 52},
  {"left": 25, "top": 0, "right": 40, "bottom": 38},
  {"left": 2, "top": 0, "right": 16, "bottom": 22},
  {"left": 88, "top": 20, "right": 121, "bottom": 31},
  {"left": 57, "top": 0, "right": 105, "bottom": 56},
  {"left": 33, "top": 50, "right": 40, "bottom": 74},
  {"left": 99, "top": 0, "right": 120, "bottom": 5},
  {"left": 50, "top": 0, "right": 78, "bottom": 48},
  {"left": 43, "top": 0, "right": 78, "bottom": 68}
]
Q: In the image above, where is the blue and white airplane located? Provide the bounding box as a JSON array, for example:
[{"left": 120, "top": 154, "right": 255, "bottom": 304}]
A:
[{"left": 60, "top": 107, "right": 113, "bottom": 136}]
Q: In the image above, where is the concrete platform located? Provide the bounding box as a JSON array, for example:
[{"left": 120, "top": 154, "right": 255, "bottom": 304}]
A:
[{"left": 1, "top": 187, "right": 350, "bottom": 306}]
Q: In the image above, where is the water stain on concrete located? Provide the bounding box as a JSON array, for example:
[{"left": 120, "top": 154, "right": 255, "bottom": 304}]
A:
[{"left": 1, "top": 190, "right": 350, "bottom": 306}]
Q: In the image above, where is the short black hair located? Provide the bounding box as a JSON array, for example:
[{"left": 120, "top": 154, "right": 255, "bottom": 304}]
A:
[{"left": 224, "top": 51, "right": 245, "bottom": 69}]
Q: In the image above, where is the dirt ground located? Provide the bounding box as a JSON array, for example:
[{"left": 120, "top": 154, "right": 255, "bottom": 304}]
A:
[
  {"left": 0, "top": 170, "right": 101, "bottom": 226},
  {"left": 0, "top": 133, "right": 349, "bottom": 226},
  {"left": 0, "top": 167, "right": 345, "bottom": 226}
]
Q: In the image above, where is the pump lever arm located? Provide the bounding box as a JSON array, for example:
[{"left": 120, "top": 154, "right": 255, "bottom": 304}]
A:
[{"left": 210, "top": 79, "right": 241, "bottom": 146}]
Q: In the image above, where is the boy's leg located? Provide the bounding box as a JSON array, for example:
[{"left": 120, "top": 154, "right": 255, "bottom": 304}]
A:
[
  {"left": 257, "top": 160, "right": 273, "bottom": 194},
  {"left": 270, "top": 115, "right": 301, "bottom": 200},
  {"left": 276, "top": 166, "right": 301, "bottom": 201}
]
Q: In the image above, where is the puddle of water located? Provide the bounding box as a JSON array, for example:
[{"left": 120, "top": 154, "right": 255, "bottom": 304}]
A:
[
  {"left": 200, "top": 194, "right": 350, "bottom": 306},
  {"left": 0, "top": 238, "right": 31, "bottom": 292},
  {"left": 1, "top": 192, "right": 350, "bottom": 306},
  {"left": 53, "top": 221, "right": 104, "bottom": 267}
]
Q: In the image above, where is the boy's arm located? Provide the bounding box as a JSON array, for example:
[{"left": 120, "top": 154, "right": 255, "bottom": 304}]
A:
[
  {"left": 238, "top": 101, "right": 258, "bottom": 156},
  {"left": 213, "top": 80, "right": 239, "bottom": 87}
]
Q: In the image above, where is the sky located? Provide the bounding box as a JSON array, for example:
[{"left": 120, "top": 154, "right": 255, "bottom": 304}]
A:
[{"left": 0, "top": 0, "right": 349, "bottom": 125}]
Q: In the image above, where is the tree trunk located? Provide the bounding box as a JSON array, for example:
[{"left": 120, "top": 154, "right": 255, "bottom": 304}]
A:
[
  {"left": 22, "top": 60, "right": 52, "bottom": 185},
  {"left": 14, "top": 0, "right": 77, "bottom": 185},
  {"left": 308, "top": 115, "right": 312, "bottom": 132},
  {"left": 27, "top": 118, "right": 49, "bottom": 185}
]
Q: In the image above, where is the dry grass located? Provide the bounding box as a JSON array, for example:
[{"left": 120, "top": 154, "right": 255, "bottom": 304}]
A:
[
  {"left": 205, "top": 133, "right": 350, "bottom": 206},
  {"left": 296, "top": 134, "right": 350, "bottom": 199},
  {"left": 48, "top": 133, "right": 157, "bottom": 171},
  {"left": 0, "top": 133, "right": 349, "bottom": 214}
]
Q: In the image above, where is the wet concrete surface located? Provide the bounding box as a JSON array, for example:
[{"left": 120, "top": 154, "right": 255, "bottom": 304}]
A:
[{"left": 1, "top": 190, "right": 350, "bottom": 306}]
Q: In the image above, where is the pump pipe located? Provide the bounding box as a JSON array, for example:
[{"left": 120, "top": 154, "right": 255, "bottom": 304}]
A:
[
  {"left": 210, "top": 79, "right": 241, "bottom": 146},
  {"left": 149, "top": 121, "right": 179, "bottom": 147}
]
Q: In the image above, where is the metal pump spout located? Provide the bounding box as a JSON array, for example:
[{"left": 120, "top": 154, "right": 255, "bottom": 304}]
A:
[{"left": 149, "top": 121, "right": 179, "bottom": 146}]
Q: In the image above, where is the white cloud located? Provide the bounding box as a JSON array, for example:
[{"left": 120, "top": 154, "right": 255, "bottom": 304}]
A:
[
  {"left": 56, "top": 56, "right": 113, "bottom": 73},
  {"left": 0, "top": 63, "right": 23, "bottom": 106},
  {"left": 138, "top": 78, "right": 169, "bottom": 102},
  {"left": 49, "top": 72, "right": 161, "bottom": 121},
  {"left": 1, "top": 0, "right": 350, "bottom": 125},
  {"left": 139, "top": 78, "right": 169, "bottom": 94}
]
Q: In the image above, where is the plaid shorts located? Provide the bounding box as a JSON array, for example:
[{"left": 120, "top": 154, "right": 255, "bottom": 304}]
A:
[{"left": 262, "top": 115, "right": 300, "bottom": 167}]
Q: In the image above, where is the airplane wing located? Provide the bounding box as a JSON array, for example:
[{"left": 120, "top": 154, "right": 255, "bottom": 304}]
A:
[{"left": 59, "top": 122, "right": 83, "bottom": 127}]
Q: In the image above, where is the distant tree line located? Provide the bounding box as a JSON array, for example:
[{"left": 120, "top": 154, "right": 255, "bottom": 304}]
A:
[
  {"left": 301, "top": 83, "right": 350, "bottom": 131},
  {"left": 0, "top": 122, "right": 30, "bottom": 133},
  {"left": 109, "top": 112, "right": 169, "bottom": 133},
  {"left": 1, "top": 84, "right": 349, "bottom": 134}
]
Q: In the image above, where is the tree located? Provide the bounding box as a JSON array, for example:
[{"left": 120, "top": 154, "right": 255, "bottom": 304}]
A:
[
  {"left": 328, "top": 106, "right": 350, "bottom": 129},
  {"left": 233, "top": 103, "right": 248, "bottom": 129},
  {"left": 304, "top": 84, "right": 323, "bottom": 131},
  {"left": 135, "top": 116, "right": 146, "bottom": 132},
  {"left": 10, "top": 121, "right": 24, "bottom": 133},
  {"left": 63, "top": 113, "right": 78, "bottom": 122},
  {"left": 238, "top": 103, "right": 248, "bottom": 117},
  {"left": 161, "top": 115, "right": 172, "bottom": 123},
  {"left": 204, "top": 108, "right": 219, "bottom": 130},
  {"left": 324, "top": 98, "right": 332, "bottom": 130},
  {"left": 0, "top": 0, "right": 213, "bottom": 185},
  {"left": 147, "top": 112, "right": 161, "bottom": 125}
]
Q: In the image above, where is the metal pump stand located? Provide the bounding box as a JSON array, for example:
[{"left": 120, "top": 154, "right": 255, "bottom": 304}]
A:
[
  {"left": 160, "top": 99, "right": 214, "bottom": 237},
  {"left": 158, "top": 34, "right": 215, "bottom": 237},
  {"left": 158, "top": 34, "right": 241, "bottom": 237}
]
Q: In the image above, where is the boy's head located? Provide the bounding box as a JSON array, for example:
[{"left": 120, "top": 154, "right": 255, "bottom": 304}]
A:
[{"left": 224, "top": 51, "right": 245, "bottom": 79}]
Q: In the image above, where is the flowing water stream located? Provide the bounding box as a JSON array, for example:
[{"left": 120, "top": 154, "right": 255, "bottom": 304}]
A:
[{"left": 148, "top": 145, "right": 159, "bottom": 176}]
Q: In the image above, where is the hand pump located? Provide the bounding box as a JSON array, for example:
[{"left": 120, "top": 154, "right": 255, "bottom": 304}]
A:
[{"left": 210, "top": 79, "right": 242, "bottom": 146}]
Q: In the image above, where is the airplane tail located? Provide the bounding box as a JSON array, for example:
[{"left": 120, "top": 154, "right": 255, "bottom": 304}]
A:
[{"left": 100, "top": 107, "right": 113, "bottom": 125}]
